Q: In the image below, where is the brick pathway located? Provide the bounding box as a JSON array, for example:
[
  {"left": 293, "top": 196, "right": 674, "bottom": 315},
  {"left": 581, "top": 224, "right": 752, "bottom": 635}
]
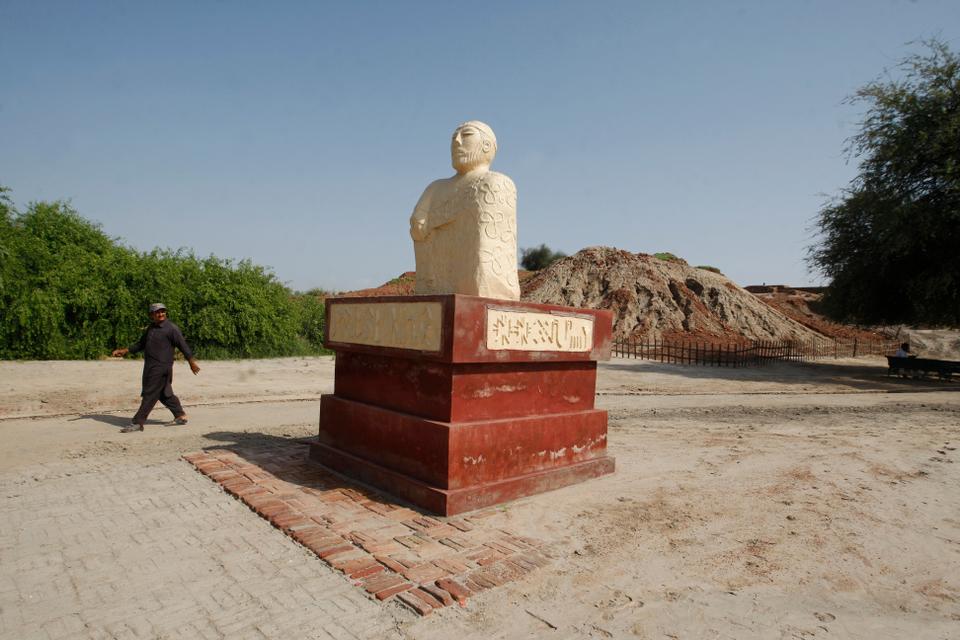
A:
[
  {"left": 0, "top": 456, "right": 404, "bottom": 639},
  {"left": 184, "top": 441, "right": 552, "bottom": 616}
]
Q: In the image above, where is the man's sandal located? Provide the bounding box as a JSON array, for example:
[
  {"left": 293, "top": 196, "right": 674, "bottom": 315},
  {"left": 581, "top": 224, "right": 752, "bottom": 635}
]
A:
[
  {"left": 121, "top": 422, "right": 144, "bottom": 433},
  {"left": 174, "top": 416, "right": 189, "bottom": 425}
]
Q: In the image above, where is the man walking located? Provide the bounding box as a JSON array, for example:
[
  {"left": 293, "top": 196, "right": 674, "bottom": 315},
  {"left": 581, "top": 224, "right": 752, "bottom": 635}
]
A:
[{"left": 112, "top": 303, "right": 200, "bottom": 433}]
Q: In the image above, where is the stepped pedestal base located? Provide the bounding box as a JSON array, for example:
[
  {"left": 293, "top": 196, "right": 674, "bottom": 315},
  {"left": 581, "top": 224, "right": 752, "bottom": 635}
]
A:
[
  {"left": 310, "top": 442, "right": 615, "bottom": 515},
  {"left": 313, "top": 294, "right": 615, "bottom": 515}
]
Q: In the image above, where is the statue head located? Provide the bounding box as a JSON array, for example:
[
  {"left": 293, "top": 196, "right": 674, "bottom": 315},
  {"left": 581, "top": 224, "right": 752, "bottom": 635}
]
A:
[{"left": 451, "top": 120, "right": 497, "bottom": 174}]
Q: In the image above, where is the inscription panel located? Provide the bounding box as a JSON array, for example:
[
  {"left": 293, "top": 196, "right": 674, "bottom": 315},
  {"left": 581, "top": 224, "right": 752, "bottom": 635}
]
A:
[
  {"left": 486, "top": 308, "right": 594, "bottom": 352},
  {"left": 328, "top": 302, "right": 443, "bottom": 352}
]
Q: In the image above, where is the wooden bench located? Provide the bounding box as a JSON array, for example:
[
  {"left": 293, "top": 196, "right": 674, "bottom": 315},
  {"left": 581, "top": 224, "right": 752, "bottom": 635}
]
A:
[{"left": 886, "top": 356, "right": 960, "bottom": 381}]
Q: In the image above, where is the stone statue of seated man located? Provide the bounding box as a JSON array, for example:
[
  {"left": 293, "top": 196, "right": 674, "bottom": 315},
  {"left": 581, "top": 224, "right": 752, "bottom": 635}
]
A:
[{"left": 409, "top": 120, "right": 520, "bottom": 300}]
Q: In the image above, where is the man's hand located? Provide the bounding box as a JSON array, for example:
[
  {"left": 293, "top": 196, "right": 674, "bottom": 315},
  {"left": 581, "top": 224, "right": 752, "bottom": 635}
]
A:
[
  {"left": 189, "top": 359, "right": 201, "bottom": 375},
  {"left": 111, "top": 348, "right": 128, "bottom": 357}
]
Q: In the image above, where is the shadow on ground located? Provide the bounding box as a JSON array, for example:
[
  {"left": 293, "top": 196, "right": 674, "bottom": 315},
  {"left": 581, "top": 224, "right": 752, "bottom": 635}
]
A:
[
  {"left": 69, "top": 413, "right": 179, "bottom": 428},
  {"left": 603, "top": 359, "right": 960, "bottom": 393},
  {"left": 195, "top": 431, "right": 432, "bottom": 516}
]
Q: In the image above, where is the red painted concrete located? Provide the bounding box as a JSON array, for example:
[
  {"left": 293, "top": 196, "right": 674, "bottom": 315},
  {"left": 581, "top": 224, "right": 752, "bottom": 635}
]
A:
[
  {"left": 309, "top": 441, "right": 616, "bottom": 516},
  {"left": 449, "top": 360, "right": 597, "bottom": 421},
  {"left": 447, "top": 409, "right": 608, "bottom": 486},
  {"left": 315, "top": 294, "right": 615, "bottom": 515},
  {"left": 319, "top": 394, "right": 450, "bottom": 487},
  {"left": 319, "top": 395, "right": 609, "bottom": 489},
  {"left": 324, "top": 294, "right": 614, "bottom": 364},
  {"left": 333, "top": 351, "right": 452, "bottom": 420},
  {"left": 333, "top": 351, "right": 598, "bottom": 422}
]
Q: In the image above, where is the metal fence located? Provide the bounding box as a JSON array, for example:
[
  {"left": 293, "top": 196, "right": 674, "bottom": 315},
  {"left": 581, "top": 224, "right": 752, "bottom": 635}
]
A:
[{"left": 612, "top": 337, "right": 899, "bottom": 367}]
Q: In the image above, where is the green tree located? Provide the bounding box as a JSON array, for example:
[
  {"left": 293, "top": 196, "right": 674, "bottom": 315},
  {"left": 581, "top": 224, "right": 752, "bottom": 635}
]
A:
[
  {"left": 0, "top": 187, "right": 17, "bottom": 297},
  {"left": 808, "top": 40, "right": 960, "bottom": 325},
  {"left": 520, "top": 244, "right": 567, "bottom": 271},
  {"left": 0, "top": 192, "right": 329, "bottom": 359},
  {"left": 291, "top": 291, "right": 327, "bottom": 353},
  {"left": 0, "top": 199, "right": 129, "bottom": 358}
]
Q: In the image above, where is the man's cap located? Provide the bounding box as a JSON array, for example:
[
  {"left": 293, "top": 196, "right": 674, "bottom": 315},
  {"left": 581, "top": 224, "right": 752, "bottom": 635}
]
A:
[{"left": 149, "top": 303, "right": 167, "bottom": 313}]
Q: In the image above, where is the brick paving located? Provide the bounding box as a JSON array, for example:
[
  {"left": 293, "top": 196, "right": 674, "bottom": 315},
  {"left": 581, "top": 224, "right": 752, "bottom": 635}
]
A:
[
  {"left": 184, "top": 441, "right": 552, "bottom": 616},
  {"left": 0, "top": 456, "right": 405, "bottom": 639}
]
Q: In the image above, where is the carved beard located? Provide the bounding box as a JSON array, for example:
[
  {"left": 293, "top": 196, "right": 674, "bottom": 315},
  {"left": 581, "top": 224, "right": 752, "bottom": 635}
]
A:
[{"left": 454, "top": 141, "right": 492, "bottom": 173}]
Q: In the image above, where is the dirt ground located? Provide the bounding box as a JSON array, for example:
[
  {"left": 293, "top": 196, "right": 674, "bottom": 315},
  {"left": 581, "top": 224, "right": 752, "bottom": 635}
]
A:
[{"left": 1, "top": 355, "right": 959, "bottom": 639}]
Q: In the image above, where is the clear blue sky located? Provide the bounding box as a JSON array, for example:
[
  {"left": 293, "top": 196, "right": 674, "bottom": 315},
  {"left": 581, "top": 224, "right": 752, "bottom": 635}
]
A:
[{"left": 2, "top": 1, "right": 958, "bottom": 291}]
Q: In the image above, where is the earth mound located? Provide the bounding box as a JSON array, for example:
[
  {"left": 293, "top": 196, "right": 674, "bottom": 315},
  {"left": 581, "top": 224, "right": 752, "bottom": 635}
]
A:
[
  {"left": 339, "top": 270, "right": 537, "bottom": 298},
  {"left": 520, "top": 247, "right": 826, "bottom": 343},
  {"left": 339, "top": 272, "right": 417, "bottom": 297},
  {"left": 746, "top": 286, "right": 887, "bottom": 341},
  {"left": 338, "top": 249, "right": 887, "bottom": 346}
]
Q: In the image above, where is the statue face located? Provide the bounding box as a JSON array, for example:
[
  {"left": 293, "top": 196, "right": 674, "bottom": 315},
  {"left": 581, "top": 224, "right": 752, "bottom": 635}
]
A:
[{"left": 451, "top": 123, "right": 495, "bottom": 173}]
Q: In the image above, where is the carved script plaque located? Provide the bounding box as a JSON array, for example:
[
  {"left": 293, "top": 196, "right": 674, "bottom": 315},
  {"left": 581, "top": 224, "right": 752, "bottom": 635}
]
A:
[
  {"left": 328, "top": 302, "right": 443, "bottom": 351},
  {"left": 486, "top": 308, "right": 594, "bottom": 352}
]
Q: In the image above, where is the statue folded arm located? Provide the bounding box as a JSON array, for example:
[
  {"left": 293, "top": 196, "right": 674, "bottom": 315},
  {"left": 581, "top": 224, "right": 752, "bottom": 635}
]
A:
[
  {"left": 409, "top": 187, "right": 432, "bottom": 242},
  {"left": 410, "top": 179, "right": 464, "bottom": 241}
]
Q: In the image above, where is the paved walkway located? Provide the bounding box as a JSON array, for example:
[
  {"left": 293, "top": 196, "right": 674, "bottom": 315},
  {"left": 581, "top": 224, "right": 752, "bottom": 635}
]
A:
[
  {"left": 184, "top": 442, "right": 550, "bottom": 615},
  {"left": 0, "top": 455, "right": 406, "bottom": 639}
]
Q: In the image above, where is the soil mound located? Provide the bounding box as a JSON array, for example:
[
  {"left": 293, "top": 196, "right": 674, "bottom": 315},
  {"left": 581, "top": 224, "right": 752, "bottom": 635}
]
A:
[
  {"left": 748, "top": 286, "right": 887, "bottom": 341},
  {"left": 338, "top": 249, "right": 888, "bottom": 346},
  {"left": 339, "top": 270, "right": 537, "bottom": 298},
  {"left": 339, "top": 272, "right": 417, "bottom": 297},
  {"left": 521, "top": 247, "right": 825, "bottom": 343}
]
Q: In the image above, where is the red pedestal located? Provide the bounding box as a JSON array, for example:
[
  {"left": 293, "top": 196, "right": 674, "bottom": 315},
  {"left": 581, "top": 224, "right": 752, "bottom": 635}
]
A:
[{"left": 310, "top": 294, "right": 615, "bottom": 515}]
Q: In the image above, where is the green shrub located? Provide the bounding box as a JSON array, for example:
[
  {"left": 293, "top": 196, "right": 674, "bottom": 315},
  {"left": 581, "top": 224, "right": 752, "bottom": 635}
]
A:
[
  {"left": 653, "top": 252, "right": 687, "bottom": 264},
  {"left": 696, "top": 265, "right": 723, "bottom": 274},
  {"left": 0, "top": 194, "right": 330, "bottom": 359},
  {"left": 520, "top": 244, "right": 567, "bottom": 271},
  {"left": 291, "top": 292, "right": 328, "bottom": 353}
]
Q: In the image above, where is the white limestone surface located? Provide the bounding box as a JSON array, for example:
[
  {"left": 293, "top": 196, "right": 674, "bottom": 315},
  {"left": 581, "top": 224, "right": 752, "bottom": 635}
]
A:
[
  {"left": 410, "top": 121, "right": 520, "bottom": 300},
  {"left": 327, "top": 301, "right": 443, "bottom": 351}
]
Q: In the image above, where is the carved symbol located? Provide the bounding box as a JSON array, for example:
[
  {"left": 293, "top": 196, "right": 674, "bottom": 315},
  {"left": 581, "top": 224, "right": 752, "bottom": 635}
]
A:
[
  {"left": 533, "top": 319, "right": 561, "bottom": 347},
  {"left": 491, "top": 316, "right": 509, "bottom": 345},
  {"left": 486, "top": 309, "right": 592, "bottom": 351}
]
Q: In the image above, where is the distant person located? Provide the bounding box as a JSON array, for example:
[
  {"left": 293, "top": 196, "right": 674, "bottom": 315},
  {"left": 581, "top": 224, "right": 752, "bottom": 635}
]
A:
[
  {"left": 895, "top": 343, "right": 912, "bottom": 358},
  {"left": 111, "top": 303, "right": 200, "bottom": 433}
]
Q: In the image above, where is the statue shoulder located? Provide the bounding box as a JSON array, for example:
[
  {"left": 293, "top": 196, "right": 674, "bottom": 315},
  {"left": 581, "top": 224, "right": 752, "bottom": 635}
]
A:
[
  {"left": 477, "top": 171, "right": 515, "bottom": 191},
  {"left": 427, "top": 176, "right": 455, "bottom": 190},
  {"left": 472, "top": 171, "right": 516, "bottom": 207},
  {"left": 415, "top": 177, "right": 452, "bottom": 210},
  {"left": 420, "top": 177, "right": 452, "bottom": 196}
]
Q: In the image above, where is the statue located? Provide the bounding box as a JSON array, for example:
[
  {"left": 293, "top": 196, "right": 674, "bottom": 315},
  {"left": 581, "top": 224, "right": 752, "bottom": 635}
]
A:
[{"left": 409, "top": 121, "right": 520, "bottom": 300}]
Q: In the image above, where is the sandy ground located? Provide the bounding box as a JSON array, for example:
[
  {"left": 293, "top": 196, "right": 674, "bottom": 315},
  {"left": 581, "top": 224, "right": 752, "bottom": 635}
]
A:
[{"left": 1, "top": 355, "right": 959, "bottom": 638}]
